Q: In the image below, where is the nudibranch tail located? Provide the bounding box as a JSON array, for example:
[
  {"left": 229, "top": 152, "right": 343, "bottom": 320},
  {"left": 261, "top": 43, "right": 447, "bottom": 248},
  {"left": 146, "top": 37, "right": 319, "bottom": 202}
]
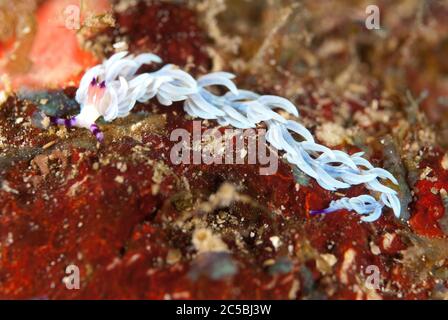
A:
[
  {"left": 310, "top": 195, "right": 385, "bottom": 222},
  {"left": 309, "top": 208, "right": 336, "bottom": 215},
  {"left": 44, "top": 51, "right": 401, "bottom": 222}
]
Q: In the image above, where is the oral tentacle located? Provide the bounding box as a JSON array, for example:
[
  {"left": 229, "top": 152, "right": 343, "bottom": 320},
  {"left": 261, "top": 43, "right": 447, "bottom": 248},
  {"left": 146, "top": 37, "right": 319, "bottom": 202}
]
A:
[
  {"left": 89, "top": 124, "right": 104, "bottom": 142},
  {"left": 50, "top": 116, "right": 76, "bottom": 128}
]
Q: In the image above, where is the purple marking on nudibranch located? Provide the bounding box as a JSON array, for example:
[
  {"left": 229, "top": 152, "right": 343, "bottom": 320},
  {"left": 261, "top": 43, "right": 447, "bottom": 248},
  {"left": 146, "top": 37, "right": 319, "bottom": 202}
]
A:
[
  {"left": 89, "top": 124, "right": 104, "bottom": 142},
  {"left": 90, "top": 77, "right": 105, "bottom": 88},
  {"left": 309, "top": 208, "right": 336, "bottom": 215},
  {"left": 50, "top": 116, "right": 76, "bottom": 128}
]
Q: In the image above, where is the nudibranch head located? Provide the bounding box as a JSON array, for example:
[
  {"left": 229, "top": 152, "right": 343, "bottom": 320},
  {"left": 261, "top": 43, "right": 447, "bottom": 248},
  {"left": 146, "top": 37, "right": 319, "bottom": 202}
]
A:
[
  {"left": 74, "top": 77, "right": 114, "bottom": 129},
  {"left": 86, "top": 77, "right": 108, "bottom": 113},
  {"left": 75, "top": 51, "right": 162, "bottom": 126}
]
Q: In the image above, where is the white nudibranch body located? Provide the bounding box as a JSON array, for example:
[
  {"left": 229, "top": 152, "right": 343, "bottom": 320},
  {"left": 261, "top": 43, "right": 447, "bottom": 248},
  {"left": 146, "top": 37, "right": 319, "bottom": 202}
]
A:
[
  {"left": 75, "top": 52, "right": 163, "bottom": 127},
  {"left": 69, "top": 51, "right": 401, "bottom": 222}
]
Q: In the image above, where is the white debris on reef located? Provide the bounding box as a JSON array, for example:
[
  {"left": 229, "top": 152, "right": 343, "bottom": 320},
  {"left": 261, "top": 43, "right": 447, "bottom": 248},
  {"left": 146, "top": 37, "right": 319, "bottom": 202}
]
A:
[{"left": 192, "top": 228, "right": 228, "bottom": 253}]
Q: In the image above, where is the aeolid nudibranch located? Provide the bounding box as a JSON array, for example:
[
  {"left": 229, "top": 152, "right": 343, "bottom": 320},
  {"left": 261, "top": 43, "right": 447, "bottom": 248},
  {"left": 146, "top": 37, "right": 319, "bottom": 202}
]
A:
[{"left": 47, "top": 51, "right": 401, "bottom": 223}]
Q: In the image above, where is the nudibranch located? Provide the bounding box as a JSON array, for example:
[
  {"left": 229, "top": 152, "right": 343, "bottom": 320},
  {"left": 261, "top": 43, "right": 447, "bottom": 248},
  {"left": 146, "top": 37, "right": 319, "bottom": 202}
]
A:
[
  {"left": 49, "top": 52, "right": 162, "bottom": 141},
  {"left": 48, "top": 51, "right": 401, "bottom": 222}
]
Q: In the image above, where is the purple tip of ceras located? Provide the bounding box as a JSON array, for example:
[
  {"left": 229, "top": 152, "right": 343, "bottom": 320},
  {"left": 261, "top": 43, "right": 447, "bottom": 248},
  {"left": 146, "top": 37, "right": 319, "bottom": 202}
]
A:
[
  {"left": 90, "top": 77, "right": 106, "bottom": 89},
  {"left": 89, "top": 124, "right": 104, "bottom": 142},
  {"left": 309, "top": 208, "right": 335, "bottom": 215}
]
